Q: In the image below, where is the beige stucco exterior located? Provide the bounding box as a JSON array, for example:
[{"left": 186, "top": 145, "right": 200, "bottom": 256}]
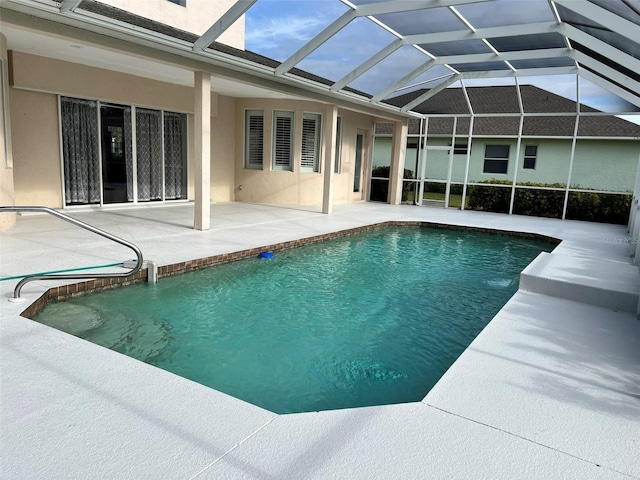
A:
[
  {"left": 10, "top": 52, "right": 195, "bottom": 114},
  {"left": 234, "top": 99, "right": 377, "bottom": 207},
  {"left": 0, "top": 2, "right": 415, "bottom": 232},
  {"left": 8, "top": 52, "right": 202, "bottom": 208},
  {"left": 339, "top": 111, "right": 374, "bottom": 204},
  {"left": 11, "top": 89, "right": 62, "bottom": 207},
  {"left": 5, "top": 50, "right": 383, "bottom": 216},
  {"left": 100, "top": 0, "right": 245, "bottom": 48},
  {"left": 211, "top": 94, "right": 236, "bottom": 202}
]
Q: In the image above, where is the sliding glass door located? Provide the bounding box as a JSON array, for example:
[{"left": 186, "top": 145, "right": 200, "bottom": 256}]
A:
[
  {"left": 100, "top": 104, "right": 132, "bottom": 204},
  {"left": 61, "top": 97, "right": 187, "bottom": 206}
]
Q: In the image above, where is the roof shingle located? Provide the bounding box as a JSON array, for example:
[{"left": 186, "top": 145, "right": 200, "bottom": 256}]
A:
[{"left": 378, "top": 86, "right": 640, "bottom": 138}]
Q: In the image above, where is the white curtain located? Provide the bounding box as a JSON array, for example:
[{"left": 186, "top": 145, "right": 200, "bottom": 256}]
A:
[
  {"left": 136, "top": 108, "right": 163, "bottom": 201},
  {"left": 61, "top": 97, "right": 100, "bottom": 204},
  {"left": 164, "top": 112, "right": 185, "bottom": 199}
]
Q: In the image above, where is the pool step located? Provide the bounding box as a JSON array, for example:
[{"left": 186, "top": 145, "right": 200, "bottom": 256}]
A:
[{"left": 520, "top": 252, "right": 640, "bottom": 314}]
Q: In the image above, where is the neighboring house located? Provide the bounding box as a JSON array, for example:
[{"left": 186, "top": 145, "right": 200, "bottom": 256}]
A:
[{"left": 374, "top": 86, "right": 640, "bottom": 197}]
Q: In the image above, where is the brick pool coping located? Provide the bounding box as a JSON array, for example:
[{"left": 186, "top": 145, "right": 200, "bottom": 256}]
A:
[{"left": 20, "top": 220, "right": 560, "bottom": 319}]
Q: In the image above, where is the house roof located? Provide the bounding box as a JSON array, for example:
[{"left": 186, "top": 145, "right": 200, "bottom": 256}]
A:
[{"left": 376, "top": 85, "right": 640, "bottom": 138}]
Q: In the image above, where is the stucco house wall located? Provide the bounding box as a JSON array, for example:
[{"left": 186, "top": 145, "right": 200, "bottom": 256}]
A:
[
  {"left": 7, "top": 48, "right": 383, "bottom": 211},
  {"left": 11, "top": 89, "right": 63, "bottom": 207},
  {"left": 571, "top": 140, "right": 638, "bottom": 192},
  {"left": 513, "top": 139, "right": 573, "bottom": 186},
  {"left": 99, "top": 0, "right": 245, "bottom": 48},
  {"left": 211, "top": 94, "right": 236, "bottom": 202},
  {"left": 334, "top": 109, "right": 375, "bottom": 204},
  {"left": 9, "top": 52, "right": 246, "bottom": 208},
  {"left": 235, "top": 99, "right": 376, "bottom": 206}
]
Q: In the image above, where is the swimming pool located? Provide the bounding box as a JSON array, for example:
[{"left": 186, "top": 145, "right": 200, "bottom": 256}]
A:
[{"left": 34, "top": 226, "right": 551, "bottom": 414}]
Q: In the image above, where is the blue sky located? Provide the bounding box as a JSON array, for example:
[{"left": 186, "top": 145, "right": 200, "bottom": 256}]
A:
[{"left": 245, "top": 0, "right": 640, "bottom": 121}]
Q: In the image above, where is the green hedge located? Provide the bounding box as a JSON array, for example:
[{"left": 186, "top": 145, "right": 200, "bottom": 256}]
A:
[
  {"left": 566, "top": 191, "right": 632, "bottom": 224},
  {"left": 424, "top": 182, "right": 463, "bottom": 196},
  {"left": 467, "top": 180, "right": 631, "bottom": 224}
]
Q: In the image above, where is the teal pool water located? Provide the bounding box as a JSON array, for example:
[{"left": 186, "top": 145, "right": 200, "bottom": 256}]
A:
[{"left": 34, "top": 227, "right": 551, "bottom": 414}]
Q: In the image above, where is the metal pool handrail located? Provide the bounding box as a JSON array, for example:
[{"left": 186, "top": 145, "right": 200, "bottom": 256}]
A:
[{"left": 0, "top": 206, "right": 143, "bottom": 301}]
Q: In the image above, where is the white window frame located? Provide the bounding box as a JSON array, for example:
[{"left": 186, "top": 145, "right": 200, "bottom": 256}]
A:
[
  {"left": 450, "top": 142, "right": 468, "bottom": 155},
  {"left": 301, "top": 112, "right": 322, "bottom": 173},
  {"left": 483, "top": 144, "right": 510, "bottom": 175},
  {"left": 523, "top": 145, "right": 538, "bottom": 170},
  {"left": 244, "top": 109, "right": 264, "bottom": 170},
  {"left": 272, "top": 110, "right": 294, "bottom": 171},
  {"left": 59, "top": 95, "right": 189, "bottom": 207}
]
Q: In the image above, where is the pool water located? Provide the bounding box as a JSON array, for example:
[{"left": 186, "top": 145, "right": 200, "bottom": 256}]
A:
[{"left": 34, "top": 227, "right": 551, "bottom": 414}]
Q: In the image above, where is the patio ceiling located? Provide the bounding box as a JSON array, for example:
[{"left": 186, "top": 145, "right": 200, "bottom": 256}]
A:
[{"left": 1, "top": 0, "right": 639, "bottom": 116}]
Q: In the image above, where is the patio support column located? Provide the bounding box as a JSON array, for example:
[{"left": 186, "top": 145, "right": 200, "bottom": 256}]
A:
[
  {"left": 322, "top": 105, "right": 338, "bottom": 214},
  {"left": 0, "top": 34, "right": 15, "bottom": 231},
  {"left": 389, "top": 119, "right": 408, "bottom": 205},
  {"left": 194, "top": 71, "right": 211, "bottom": 231}
]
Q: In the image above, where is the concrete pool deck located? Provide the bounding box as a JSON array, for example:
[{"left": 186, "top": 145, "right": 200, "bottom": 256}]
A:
[{"left": 1, "top": 202, "right": 639, "bottom": 479}]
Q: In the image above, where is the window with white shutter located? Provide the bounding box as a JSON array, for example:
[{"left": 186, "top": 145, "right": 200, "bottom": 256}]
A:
[
  {"left": 272, "top": 111, "right": 294, "bottom": 171},
  {"left": 245, "top": 110, "right": 264, "bottom": 169},
  {"left": 301, "top": 113, "right": 321, "bottom": 172}
]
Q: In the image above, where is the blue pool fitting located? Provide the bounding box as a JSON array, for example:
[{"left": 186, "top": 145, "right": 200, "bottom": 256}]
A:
[{"left": 259, "top": 251, "right": 274, "bottom": 259}]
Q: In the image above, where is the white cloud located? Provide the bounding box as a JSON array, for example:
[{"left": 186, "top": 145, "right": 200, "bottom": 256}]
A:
[
  {"left": 245, "top": 1, "right": 348, "bottom": 60},
  {"left": 246, "top": 16, "right": 328, "bottom": 49}
]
